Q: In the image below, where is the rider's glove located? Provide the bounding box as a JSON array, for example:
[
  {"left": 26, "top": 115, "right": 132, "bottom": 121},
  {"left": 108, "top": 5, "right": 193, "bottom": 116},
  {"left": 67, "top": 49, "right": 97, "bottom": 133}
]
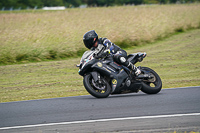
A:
[
  {"left": 104, "top": 49, "right": 110, "bottom": 54},
  {"left": 99, "top": 49, "right": 110, "bottom": 58},
  {"left": 94, "top": 49, "right": 110, "bottom": 59}
]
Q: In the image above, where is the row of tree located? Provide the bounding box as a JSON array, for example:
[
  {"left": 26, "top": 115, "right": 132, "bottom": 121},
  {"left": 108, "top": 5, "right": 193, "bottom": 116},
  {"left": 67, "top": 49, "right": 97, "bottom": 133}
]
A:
[{"left": 0, "top": 0, "right": 200, "bottom": 9}]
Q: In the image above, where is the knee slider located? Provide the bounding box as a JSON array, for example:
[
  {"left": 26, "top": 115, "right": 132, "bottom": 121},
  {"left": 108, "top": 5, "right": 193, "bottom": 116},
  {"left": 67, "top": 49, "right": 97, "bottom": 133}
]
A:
[
  {"left": 113, "top": 54, "right": 121, "bottom": 64},
  {"left": 119, "top": 57, "right": 126, "bottom": 63},
  {"left": 114, "top": 54, "right": 128, "bottom": 66}
]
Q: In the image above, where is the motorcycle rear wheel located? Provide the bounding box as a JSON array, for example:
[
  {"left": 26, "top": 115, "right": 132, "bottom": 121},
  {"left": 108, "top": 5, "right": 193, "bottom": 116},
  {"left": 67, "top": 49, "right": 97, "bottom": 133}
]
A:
[
  {"left": 83, "top": 73, "right": 111, "bottom": 98},
  {"left": 140, "top": 67, "right": 162, "bottom": 94}
]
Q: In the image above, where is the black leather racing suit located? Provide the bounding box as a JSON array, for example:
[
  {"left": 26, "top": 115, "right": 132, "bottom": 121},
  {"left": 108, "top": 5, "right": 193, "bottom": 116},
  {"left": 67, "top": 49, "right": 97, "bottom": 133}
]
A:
[{"left": 91, "top": 37, "right": 137, "bottom": 71}]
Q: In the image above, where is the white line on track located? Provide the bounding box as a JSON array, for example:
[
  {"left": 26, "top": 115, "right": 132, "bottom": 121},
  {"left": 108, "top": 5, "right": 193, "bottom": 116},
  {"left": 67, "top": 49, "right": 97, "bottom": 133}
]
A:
[{"left": 1, "top": 113, "right": 200, "bottom": 130}]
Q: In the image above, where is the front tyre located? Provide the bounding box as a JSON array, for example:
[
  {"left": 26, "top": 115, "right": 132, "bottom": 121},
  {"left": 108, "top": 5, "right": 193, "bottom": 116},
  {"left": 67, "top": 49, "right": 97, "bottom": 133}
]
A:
[
  {"left": 83, "top": 73, "right": 111, "bottom": 98},
  {"left": 140, "top": 67, "right": 162, "bottom": 94}
]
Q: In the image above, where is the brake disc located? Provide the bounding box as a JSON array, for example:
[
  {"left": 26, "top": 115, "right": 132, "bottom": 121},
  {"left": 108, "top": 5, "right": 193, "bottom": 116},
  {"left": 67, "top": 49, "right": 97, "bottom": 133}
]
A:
[
  {"left": 148, "top": 73, "right": 156, "bottom": 82},
  {"left": 92, "top": 79, "right": 106, "bottom": 90}
]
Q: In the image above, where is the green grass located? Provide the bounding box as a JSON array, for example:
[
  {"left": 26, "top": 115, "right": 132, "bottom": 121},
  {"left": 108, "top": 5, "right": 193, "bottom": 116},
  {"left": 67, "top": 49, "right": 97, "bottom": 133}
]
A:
[
  {"left": 0, "top": 4, "right": 200, "bottom": 64},
  {"left": 128, "top": 29, "right": 200, "bottom": 89},
  {"left": 0, "top": 29, "right": 200, "bottom": 103}
]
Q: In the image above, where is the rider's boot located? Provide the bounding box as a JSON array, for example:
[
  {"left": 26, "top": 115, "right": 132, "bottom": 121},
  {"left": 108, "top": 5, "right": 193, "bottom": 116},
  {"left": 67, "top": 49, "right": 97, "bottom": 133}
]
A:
[
  {"left": 119, "top": 56, "right": 141, "bottom": 76},
  {"left": 126, "top": 62, "right": 141, "bottom": 76}
]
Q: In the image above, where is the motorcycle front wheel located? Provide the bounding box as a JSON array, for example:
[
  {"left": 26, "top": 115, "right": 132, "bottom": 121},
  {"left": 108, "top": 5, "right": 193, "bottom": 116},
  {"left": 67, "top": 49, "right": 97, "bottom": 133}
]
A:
[
  {"left": 140, "top": 67, "right": 162, "bottom": 94},
  {"left": 83, "top": 73, "right": 111, "bottom": 98}
]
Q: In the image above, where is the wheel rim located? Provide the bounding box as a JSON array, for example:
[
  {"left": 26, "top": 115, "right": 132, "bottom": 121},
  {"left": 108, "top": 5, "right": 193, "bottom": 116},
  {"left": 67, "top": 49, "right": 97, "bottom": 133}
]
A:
[
  {"left": 89, "top": 76, "right": 108, "bottom": 94},
  {"left": 142, "top": 72, "right": 158, "bottom": 88}
]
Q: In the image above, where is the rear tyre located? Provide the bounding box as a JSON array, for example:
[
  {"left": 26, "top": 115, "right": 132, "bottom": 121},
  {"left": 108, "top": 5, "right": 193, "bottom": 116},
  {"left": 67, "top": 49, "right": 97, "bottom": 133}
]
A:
[
  {"left": 83, "top": 73, "right": 111, "bottom": 98},
  {"left": 140, "top": 67, "right": 162, "bottom": 94}
]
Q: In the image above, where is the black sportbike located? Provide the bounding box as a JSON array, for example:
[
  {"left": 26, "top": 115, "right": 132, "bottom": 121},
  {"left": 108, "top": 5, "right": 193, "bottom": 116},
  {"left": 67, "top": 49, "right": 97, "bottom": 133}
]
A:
[{"left": 77, "top": 47, "right": 162, "bottom": 98}]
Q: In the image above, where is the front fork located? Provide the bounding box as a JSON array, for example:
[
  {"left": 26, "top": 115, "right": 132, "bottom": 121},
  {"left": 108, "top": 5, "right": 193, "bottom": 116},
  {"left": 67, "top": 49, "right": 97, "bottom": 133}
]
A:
[
  {"left": 90, "top": 71, "right": 117, "bottom": 93},
  {"left": 90, "top": 71, "right": 101, "bottom": 83}
]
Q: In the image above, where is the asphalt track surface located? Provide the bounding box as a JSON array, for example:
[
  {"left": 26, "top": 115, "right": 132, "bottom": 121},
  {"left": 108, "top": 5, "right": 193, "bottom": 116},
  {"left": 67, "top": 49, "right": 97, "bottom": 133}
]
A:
[{"left": 0, "top": 86, "right": 200, "bottom": 133}]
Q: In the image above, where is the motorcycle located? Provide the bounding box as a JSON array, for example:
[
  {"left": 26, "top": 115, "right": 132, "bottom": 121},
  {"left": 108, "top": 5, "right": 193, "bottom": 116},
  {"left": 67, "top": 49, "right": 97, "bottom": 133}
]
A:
[{"left": 77, "top": 46, "right": 162, "bottom": 98}]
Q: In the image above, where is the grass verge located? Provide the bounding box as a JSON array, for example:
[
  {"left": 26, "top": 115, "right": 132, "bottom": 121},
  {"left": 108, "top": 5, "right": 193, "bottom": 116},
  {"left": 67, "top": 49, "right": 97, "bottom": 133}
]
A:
[
  {"left": 1, "top": 4, "right": 200, "bottom": 65},
  {"left": 0, "top": 29, "right": 200, "bottom": 103}
]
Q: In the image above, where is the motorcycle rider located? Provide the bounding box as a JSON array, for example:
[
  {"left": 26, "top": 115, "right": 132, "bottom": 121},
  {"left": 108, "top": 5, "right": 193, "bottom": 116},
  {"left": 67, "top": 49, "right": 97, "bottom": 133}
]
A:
[{"left": 83, "top": 30, "right": 141, "bottom": 76}]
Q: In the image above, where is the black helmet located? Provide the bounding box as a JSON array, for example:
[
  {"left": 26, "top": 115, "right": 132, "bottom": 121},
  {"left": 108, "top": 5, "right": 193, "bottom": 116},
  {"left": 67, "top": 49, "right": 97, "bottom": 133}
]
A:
[{"left": 83, "top": 30, "right": 98, "bottom": 49}]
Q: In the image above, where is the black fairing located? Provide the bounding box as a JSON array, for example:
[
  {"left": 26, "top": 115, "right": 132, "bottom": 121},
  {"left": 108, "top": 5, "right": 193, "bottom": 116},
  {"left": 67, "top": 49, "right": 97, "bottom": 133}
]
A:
[
  {"left": 91, "top": 59, "right": 131, "bottom": 93},
  {"left": 79, "top": 52, "right": 146, "bottom": 94},
  {"left": 79, "top": 59, "right": 99, "bottom": 76}
]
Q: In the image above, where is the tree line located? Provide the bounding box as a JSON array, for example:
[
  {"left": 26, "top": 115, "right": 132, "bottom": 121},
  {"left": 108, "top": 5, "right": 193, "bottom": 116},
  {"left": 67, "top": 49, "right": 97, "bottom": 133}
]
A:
[{"left": 0, "top": 0, "right": 200, "bottom": 9}]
